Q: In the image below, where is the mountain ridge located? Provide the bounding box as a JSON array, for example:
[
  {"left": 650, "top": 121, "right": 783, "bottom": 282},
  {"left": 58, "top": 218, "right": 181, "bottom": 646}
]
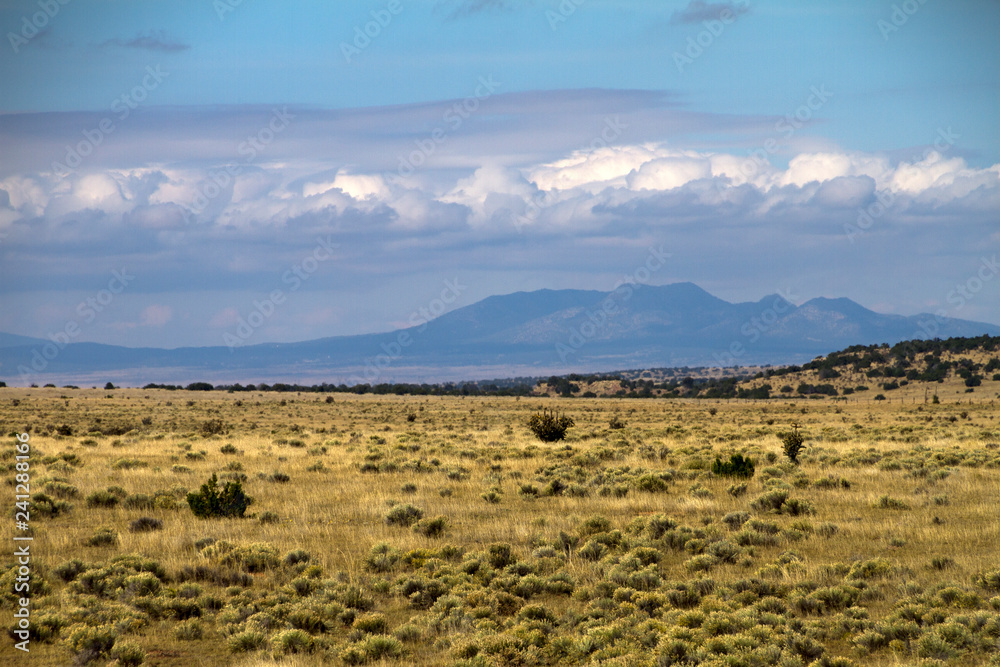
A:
[{"left": 2, "top": 283, "right": 998, "bottom": 386}]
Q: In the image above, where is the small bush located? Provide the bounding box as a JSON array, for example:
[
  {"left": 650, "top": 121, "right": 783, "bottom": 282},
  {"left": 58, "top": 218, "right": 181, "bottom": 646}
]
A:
[
  {"left": 44, "top": 480, "right": 79, "bottom": 499},
  {"left": 284, "top": 549, "right": 311, "bottom": 566},
  {"left": 727, "top": 482, "right": 749, "bottom": 497},
  {"left": 413, "top": 516, "right": 448, "bottom": 537},
  {"left": 487, "top": 543, "right": 516, "bottom": 569},
  {"left": 579, "top": 515, "right": 612, "bottom": 536},
  {"left": 207, "top": 542, "right": 280, "bottom": 573},
  {"left": 975, "top": 570, "right": 1000, "bottom": 592},
  {"left": 712, "top": 453, "right": 755, "bottom": 478},
  {"left": 751, "top": 490, "right": 789, "bottom": 513},
  {"left": 67, "top": 624, "right": 116, "bottom": 664},
  {"left": 931, "top": 556, "right": 955, "bottom": 570},
  {"left": 186, "top": 474, "right": 253, "bottom": 519},
  {"left": 174, "top": 618, "right": 203, "bottom": 640},
  {"left": 385, "top": 504, "right": 423, "bottom": 527},
  {"left": 110, "top": 640, "right": 146, "bottom": 666},
  {"left": 228, "top": 630, "right": 268, "bottom": 653},
  {"left": 258, "top": 511, "right": 280, "bottom": 524},
  {"left": 365, "top": 543, "right": 402, "bottom": 573},
  {"left": 272, "top": 628, "right": 314, "bottom": 655},
  {"left": 353, "top": 612, "right": 389, "bottom": 635},
  {"left": 200, "top": 419, "right": 227, "bottom": 436},
  {"left": 86, "top": 527, "right": 118, "bottom": 547},
  {"left": 54, "top": 559, "right": 88, "bottom": 582},
  {"left": 527, "top": 410, "right": 574, "bottom": 442},
  {"left": 817, "top": 522, "right": 839, "bottom": 537},
  {"left": 124, "top": 493, "right": 157, "bottom": 510},
  {"left": 875, "top": 495, "right": 910, "bottom": 510},
  {"left": 723, "top": 511, "right": 751, "bottom": 530},
  {"left": 111, "top": 458, "right": 148, "bottom": 470},
  {"left": 28, "top": 492, "right": 72, "bottom": 518},
  {"left": 481, "top": 490, "right": 502, "bottom": 504},
  {"left": 128, "top": 517, "right": 163, "bottom": 533},
  {"left": 780, "top": 425, "right": 806, "bottom": 464},
  {"left": 86, "top": 489, "right": 120, "bottom": 508},
  {"left": 341, "top": 635, "right": 404, "bottom": 664}
]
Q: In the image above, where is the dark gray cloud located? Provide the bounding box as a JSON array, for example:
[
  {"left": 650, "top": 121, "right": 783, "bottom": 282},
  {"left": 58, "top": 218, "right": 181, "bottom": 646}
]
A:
[
  {"left": 670, "top": 0, "right": 750, "bottom": 25},
  {"left": 99, "top": 30, "right": 190, "bottom": 53}
]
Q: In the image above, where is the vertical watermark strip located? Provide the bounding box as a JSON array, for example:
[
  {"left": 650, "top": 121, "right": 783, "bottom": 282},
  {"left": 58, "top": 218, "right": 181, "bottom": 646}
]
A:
[{"left": 12, "top": 432, "right": 34, "bottom": 653}]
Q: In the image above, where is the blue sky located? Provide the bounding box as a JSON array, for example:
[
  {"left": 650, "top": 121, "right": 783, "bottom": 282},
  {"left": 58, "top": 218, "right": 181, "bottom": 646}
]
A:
[{"left": 1, "top": 0, "right": 998, "bottom": 351}]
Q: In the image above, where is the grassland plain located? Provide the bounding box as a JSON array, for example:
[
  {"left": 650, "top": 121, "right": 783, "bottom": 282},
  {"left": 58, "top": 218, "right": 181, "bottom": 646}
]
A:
[{"left": 2, "top": 387, "right": 999, "bottom": 666}]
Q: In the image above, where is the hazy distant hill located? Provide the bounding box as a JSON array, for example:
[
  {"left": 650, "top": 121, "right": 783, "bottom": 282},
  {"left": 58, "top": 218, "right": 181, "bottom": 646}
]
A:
[{"left": 2, "top": 283, "right": 998, "bottom": 386}]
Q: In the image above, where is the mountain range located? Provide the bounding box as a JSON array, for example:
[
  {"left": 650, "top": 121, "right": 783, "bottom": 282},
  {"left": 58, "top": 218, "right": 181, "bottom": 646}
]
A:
[{"left": 2, "top": 283, "right": 998, "bottom": 386}]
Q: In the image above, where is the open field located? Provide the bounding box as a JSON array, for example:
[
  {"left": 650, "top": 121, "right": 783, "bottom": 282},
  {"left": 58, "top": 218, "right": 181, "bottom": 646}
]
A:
[{"left": 3, "top": 388, "right": 999, "bottom": 666}]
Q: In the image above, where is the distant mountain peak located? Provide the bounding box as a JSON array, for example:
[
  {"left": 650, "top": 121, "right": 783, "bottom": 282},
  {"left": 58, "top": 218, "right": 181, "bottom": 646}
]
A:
[{"left": 2, "top": 283, "right": 999, "bottom": 386}]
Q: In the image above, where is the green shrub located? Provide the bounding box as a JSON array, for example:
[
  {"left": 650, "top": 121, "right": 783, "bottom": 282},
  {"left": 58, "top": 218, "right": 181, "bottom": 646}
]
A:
[
  {"left": 727, "top": 482, "right": 749, "bottom": 497},
  {"left": 686, "top": 554, "right": 718, "bottom": 572},
  {"left": 86, "top": 527, "right": 118, "bottom": 547},
  {"left": 200, "top": 419, "right": 226, "bottom": 436},
  {"left": 712, "top": 453, "right": 756, "bottom": 478},
  {"left": 44, "top": 480, "right": 79, "bottom": 499},
  {"left": 353, "top": 612, "right": 389, "bottom": 635},
  {"left": 481, "top": 490, "right": 502, "bottom": 504},
  {"left": 848, "top": 558, "right": 893, "bottom": 580},
  {"left": 174, "top": 618, "right": 203, "bottom": 640},
  {"left": 780, "top": 425, "right": 806, "bottom": 464},
  {"left": 128, "top": 517, "right": 163, "bottom": 533},
  {"left": 917, "top": 632, "right": 958, "bottom": 660},
  {"left": 385, "top": 503, "right": 423, "bottom": 527},
  {"left": 86, "top": 489, "right": 120, "bottom": 508},
  {"left": 875, "top": 495, "right": 910, "bottom": 510},
  {"left": 579, "top": 515, "right": 612, "bottom": 537},
  {"left": 278, "top": 550, "right": 308, "bottom": 568},
  {"left": 54, "top": 559, "right": 88, "bottom": 582},
  {"left": 207, "top": 542, "right": 280, "bottom": 573},
  {"left": 975, "top": 570, "right": 1000, "bottom": 591},
  {"left": 751, "top": 490, "right": 789, "bottom": 513},
  {"left": 67, "top": 624, "right": 116, "bottom": 663},
  {"left": 527, "top": 410, "right": 574, "bottom": 442},
  {"left": 393, "top": 623, "right": 422, "bottom": 643},
  {"left": 480, "top": 543, "right": 513, "bottom": 570},
  {"left": 28, "top": 492, "right": 72, "bottom": 518},
  {"left": 186, "top": 474, "right": 253, "bottom": 519},
  {"left": 123, "top": 493, "right": 155, "bottom": 510},
  {"left": 272, "top": 628, "right": 314, "bottom": 655},
  {"left": 365, "top": 543, "right": 402, "bottom": 573},
  {"left": 931, "top": 556, "right": 955, "bottom": 570},
  {"left": 110, "top": 640, "right": 145, "bottom": 666},
  {"left": 413, "top": 516, "right": 448, "bottom": 537},
  {"left": 345, "top": 635, "right": 403, "bottom": 663},
  {"left": 817, "top": 522, "right": 839, "bottom": 537},
  {"left": 635, "top": 473, "right": 670, "bottom": 492},
  {"left": 228, "top": 630, "right": 267, "bottom": 653},
  {"left": 111, "top": 458, "right": 148, "bottom": 470}
]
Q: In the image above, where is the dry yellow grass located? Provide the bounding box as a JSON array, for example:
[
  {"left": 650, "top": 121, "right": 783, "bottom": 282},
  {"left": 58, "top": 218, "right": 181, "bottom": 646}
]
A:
[{"left": 2, "top": 387, "right": 999, "bottom": 666}]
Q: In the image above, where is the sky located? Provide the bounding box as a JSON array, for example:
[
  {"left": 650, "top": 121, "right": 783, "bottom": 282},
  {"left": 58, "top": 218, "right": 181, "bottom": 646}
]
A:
[{"left": 0, "top": 0, "right": 998, "bottom": 350}]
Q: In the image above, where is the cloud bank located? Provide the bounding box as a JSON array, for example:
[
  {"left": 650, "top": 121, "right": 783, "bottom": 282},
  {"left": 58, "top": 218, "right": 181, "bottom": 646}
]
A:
[{"left": 1, "top": 89, "right": 997, "bottom": 346}]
